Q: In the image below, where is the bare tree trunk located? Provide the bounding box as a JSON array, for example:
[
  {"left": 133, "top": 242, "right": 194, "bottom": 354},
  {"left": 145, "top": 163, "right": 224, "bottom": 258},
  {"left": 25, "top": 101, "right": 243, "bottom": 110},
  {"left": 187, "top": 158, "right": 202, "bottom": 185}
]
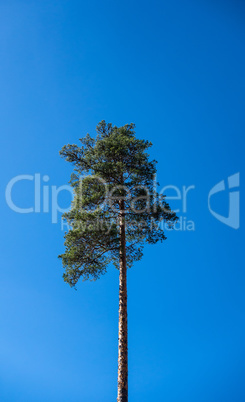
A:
[{"left": 117, "top": 199, "right": 128, "bottom": 402}]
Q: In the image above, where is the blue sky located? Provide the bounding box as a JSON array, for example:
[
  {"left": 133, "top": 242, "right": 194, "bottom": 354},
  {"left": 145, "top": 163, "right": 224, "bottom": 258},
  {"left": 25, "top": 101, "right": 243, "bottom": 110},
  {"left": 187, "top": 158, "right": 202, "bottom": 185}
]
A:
[{"left": 1, "top": 0, "right": 245, "bottom": 401}]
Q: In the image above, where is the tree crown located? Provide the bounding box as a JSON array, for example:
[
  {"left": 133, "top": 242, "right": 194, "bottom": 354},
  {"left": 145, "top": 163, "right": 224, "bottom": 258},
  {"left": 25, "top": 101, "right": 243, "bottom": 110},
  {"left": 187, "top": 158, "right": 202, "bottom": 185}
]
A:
[{"left": 59, "top": 121, "right": 177, "bottom": 286}]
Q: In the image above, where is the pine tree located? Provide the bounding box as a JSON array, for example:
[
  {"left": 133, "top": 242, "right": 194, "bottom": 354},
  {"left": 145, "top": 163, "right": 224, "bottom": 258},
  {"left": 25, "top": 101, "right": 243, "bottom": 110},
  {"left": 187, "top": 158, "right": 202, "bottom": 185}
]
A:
[{"left": 59, "top": 121, "right": 177, "bottom": 402}]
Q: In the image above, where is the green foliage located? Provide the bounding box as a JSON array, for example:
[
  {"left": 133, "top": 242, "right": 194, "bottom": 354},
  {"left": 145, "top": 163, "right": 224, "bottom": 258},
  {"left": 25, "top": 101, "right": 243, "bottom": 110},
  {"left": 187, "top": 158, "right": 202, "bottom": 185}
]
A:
[{"left": 59, "top": 121, "right": 178, "bottom": 287}]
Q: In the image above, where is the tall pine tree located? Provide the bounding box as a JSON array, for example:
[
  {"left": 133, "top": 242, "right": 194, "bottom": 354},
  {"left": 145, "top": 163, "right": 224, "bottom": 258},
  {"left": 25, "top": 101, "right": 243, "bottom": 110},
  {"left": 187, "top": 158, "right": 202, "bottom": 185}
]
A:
[{"left": 59, "top": 121, "right": 177, "bottom": 402}]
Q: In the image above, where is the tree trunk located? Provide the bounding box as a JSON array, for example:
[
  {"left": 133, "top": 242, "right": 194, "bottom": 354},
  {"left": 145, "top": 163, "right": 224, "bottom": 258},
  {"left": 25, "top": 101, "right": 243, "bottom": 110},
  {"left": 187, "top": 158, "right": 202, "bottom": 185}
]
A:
[{"left": 117, "top": 199, "right": 128, "bottom": 402}]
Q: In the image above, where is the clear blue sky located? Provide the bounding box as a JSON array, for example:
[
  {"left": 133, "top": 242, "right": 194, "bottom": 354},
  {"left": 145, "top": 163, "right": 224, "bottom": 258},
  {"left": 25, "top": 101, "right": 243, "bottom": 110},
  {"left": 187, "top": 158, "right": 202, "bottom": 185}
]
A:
[{"left": 1, "top": 1, "right": 245, "bottom": 401}]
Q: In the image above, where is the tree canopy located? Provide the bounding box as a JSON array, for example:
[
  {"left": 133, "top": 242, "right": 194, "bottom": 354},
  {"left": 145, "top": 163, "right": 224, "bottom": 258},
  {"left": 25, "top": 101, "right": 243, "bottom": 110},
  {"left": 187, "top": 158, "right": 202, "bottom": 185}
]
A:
[{"left": 59, "top": 121, "right": 177, "bottom": 286}]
